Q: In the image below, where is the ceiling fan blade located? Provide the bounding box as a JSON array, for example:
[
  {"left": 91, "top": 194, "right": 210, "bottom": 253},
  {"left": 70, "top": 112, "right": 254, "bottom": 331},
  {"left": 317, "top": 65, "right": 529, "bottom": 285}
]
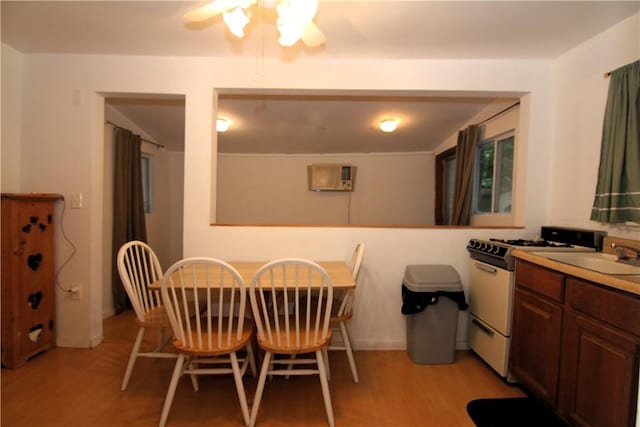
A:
[
  {"left": 301, "top": 21, "right": 326, "bottom": 47},
  {"left": 184, "top": 0, "right": 253, "bottom": 22}
]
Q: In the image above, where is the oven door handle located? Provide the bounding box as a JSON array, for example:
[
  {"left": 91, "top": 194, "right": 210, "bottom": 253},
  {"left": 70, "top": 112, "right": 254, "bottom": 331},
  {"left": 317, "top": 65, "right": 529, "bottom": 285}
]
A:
[
  {"left": 472, "top": 318, "right": 495, "bottom": 337},
  {"left": 474, "top": 262, "right": 498, "bottom": 274}
]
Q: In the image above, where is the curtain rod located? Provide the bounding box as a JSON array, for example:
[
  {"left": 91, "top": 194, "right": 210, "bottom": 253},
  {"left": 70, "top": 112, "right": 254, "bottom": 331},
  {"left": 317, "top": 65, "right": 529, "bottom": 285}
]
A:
[
  {"left": 475, "top": 101, "right": 521, "bottom": 127},
  {"left": 604, "top": 71, "right": 611, "bottom": 78},
  {"left": 105, "top": 120, "right": 165, "bottom": 149}
]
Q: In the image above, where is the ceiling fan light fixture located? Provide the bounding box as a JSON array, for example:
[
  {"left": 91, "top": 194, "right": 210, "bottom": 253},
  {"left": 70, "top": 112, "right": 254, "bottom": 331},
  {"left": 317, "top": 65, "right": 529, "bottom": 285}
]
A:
[
  {"left": 216, "top": 117, "right": 231, "bottom": 132},
  {"left": 223, "top": 7, "right": 250, "bottom": 38},
  {"left": 379, "top": 118, "right": 398, "bottom": 133},
  {"left": 185, "top": 0, "right": 325, "bottom": 47},
  {"left": 276, "top": 0, "right": 319, "bottom": 46},
  {"left": 301, "top": 21, "right": 326, "bottom": 47}
]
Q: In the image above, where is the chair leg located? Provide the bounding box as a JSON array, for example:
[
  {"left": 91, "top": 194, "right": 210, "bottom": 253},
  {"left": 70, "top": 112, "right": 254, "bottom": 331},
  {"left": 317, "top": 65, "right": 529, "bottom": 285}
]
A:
[
  {"left": 339, "top": 321, "right": 359, "bottom": 383},
  {"left": 230, "top": 352, "right": 251, "bottom": 426},
  {"left": 159, "top": 354, "right": 185, "bottom": 427},
  {"left": 316, "top": 349, "right": 335, "bottom": 427},
  {"left": 187, "top": 357, "right": 199, "bottom": 391},
  {"left": 154, "top": 327, "right": 164, "bottom": 352},
  {"left": 322, "top": 348, "right": 331, "bottom": 381},
  {"left": 246, "top": 341, "right": 257, "bottom": 378},
  {"left": 154, "top": 326, "right": 172, "bottom": 352},
  {"left": 285, "top": 354, "right": 296, "bottom": 380},
  {"left": 249, "top": 351, "right": 273, "bottom": 427},
  {"left": 121, "top": 327, "right": 145, "bottom": 391}
]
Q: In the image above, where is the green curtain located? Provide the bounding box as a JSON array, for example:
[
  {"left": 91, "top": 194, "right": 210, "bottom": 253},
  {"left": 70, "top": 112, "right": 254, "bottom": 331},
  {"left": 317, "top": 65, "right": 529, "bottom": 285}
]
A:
[
  {"left": 451, "top": 125, "right": 480, "bottom": 225},
  {"left": 111, "top": 128, "right": 148, "bottom": 314},
  {"left": 591, "top": 60, "right": 640, "bottom": 224}
]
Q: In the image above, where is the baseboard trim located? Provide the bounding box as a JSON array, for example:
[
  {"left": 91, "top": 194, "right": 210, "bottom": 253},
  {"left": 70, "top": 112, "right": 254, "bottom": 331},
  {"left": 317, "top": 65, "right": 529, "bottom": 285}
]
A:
[
  {"left": 350, "top": 339, "right": 470, "bottom": 351},
  {"left": 57, "top": 334, "right": 103, "bottom": 349}
]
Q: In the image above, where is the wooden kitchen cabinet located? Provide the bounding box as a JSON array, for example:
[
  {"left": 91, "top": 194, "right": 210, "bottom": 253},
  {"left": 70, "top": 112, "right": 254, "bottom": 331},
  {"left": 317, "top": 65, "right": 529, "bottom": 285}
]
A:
[
  {"left": 1, "top": 193, "right": 63, "bottom": 368},
  {"left": 511, "top": 288, "right": 563, "bottom": 406},
  {"left": 511, "top": 260, "right": 640, "bottom": 427},
  {"left": 561, "top": 277, "right": 640, "bottom": 427},
  {"left": 511, "top": 261, "right": 565, "bottom": 407}
]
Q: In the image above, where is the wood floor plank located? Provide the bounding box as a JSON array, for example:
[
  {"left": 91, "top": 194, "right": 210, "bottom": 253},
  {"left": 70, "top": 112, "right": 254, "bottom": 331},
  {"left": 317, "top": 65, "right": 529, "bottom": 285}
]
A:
[{"left": 1, "top": 311, "right": 524, "bottom": 426}]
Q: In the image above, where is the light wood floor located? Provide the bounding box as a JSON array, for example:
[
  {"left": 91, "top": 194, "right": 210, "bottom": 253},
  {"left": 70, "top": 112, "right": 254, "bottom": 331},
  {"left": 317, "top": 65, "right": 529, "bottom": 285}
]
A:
[{"left": 1, "top": 311, "right": 524, "bottom": 427}]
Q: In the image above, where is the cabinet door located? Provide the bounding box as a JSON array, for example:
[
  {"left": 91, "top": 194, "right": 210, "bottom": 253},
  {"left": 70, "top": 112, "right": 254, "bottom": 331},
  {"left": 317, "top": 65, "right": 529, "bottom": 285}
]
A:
[
  {"left": 562, "top": 313, "right": 639, "bottom": 427},
  {"left": 15, "top": 200, "right": 56, "bottom": 359},
  {"left": 510, "top": 288, "right": 563, "bottom": 407}
]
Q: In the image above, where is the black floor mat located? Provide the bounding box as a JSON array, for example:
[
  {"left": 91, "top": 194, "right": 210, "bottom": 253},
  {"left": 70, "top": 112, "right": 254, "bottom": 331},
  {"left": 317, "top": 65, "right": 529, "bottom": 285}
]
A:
[{"left": 466, "top": 397, "right": 568, "bottom": 427}]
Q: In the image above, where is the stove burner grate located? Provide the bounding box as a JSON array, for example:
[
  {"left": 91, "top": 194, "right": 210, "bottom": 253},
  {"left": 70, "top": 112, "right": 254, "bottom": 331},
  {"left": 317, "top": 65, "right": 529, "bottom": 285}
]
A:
[{"left": 489, "top": 238, "right": 572, "bottom": 248}]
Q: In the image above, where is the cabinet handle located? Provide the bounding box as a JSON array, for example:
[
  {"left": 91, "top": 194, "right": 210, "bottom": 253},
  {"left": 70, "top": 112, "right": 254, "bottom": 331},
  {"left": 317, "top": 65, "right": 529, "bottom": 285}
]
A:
[
  {"left": 475, "top": 262, "right": 498, "bottom": 274},
  {"left": 472, "top": 318, "right": 495, "bottom": 337}
]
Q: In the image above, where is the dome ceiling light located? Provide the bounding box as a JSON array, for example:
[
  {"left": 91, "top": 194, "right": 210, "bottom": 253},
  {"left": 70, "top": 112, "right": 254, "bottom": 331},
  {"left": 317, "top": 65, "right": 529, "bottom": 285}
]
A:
[
  {"left": 379, "top": 118, "right": 399, "bottom": 133},
  {"left": 184, "top": 0, "right": 326, "bottom": 48},
  {"left": 216, "top": 117, "right": 231, "bottom": 132}
]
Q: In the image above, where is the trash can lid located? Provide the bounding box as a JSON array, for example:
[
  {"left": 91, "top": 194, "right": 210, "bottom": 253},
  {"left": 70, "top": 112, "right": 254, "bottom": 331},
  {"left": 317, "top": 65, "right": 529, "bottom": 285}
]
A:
[{"left": 403, "top": 264, "right": 462, "bottom": 292}]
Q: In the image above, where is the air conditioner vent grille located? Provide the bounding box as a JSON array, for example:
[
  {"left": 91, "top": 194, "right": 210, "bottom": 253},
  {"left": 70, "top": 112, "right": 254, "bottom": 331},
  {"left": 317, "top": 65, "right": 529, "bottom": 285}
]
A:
[{"left": 307, "top": 164, "right": 356, "bottom": 192}]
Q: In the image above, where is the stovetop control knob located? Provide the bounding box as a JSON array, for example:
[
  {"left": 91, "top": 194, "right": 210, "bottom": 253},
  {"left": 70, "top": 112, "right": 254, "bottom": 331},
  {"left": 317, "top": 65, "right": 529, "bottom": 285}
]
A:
[{"left": 493, "top": 245, "right": 501, "bottom": 254}]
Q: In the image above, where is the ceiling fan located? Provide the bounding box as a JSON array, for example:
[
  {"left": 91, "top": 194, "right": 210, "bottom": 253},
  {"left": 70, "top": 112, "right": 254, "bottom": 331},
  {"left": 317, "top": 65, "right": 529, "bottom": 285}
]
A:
[{"left": 184, "top": 0, "right": 326, "bottom": 47}]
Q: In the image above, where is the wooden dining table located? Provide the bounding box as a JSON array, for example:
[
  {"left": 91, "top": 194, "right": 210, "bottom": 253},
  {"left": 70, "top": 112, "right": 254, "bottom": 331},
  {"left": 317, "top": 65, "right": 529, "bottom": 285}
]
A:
[{"left": 149, "top": 260, "right": 355, "bottom": 290}]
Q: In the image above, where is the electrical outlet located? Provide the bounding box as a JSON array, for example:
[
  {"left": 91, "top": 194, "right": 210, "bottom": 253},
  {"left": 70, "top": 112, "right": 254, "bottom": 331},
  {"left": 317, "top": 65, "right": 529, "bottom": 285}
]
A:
[{"left": 70, "top": 286, "right": 81, "bottom": 300}]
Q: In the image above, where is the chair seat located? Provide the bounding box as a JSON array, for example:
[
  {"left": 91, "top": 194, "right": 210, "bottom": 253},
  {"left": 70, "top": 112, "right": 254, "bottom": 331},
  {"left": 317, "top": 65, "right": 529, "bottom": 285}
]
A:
[
  {"left": 305, "top": 297, "right": 352, "bottom": 322},
  {"left": 330, "top": 296, "right": 353, "bottom": 321},
  {"left": 257, "top": 328, "right": 332, "bottom": 354},
  {"left": 137, "top": 305, "right": 171, "bottom": 328},
  {"left": 172, "top": 320, "right": 254, "bottom": 356}
]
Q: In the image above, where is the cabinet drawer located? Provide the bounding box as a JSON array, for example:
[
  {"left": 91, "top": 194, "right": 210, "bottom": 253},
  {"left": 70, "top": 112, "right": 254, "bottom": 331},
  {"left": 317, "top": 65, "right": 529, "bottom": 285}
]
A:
[
  {"left": 567, "top": 277, "right": 640, "bottom": 337},
  {"left": 515, "top": 260, "right": 565, "bottom": 303},
  {"left": 469, "top": 315, "right": 510, "bottom": 378}
]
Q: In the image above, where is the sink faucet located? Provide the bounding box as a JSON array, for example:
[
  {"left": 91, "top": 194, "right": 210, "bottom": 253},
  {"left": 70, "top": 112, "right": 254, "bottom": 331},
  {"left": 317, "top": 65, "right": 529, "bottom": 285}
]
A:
[{"left": 611, "top": 242, "right": 640, "bottom": 267}]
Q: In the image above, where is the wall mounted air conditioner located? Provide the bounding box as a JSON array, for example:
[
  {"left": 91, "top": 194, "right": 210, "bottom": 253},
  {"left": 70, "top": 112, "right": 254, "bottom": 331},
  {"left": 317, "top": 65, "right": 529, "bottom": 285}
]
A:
[{"left": 308, "top": 163, "right": 356, "bottom": 192}]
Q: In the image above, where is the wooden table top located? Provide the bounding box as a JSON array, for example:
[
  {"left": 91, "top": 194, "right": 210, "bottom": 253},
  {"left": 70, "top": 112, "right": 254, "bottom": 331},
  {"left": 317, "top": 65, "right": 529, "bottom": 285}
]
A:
[{"left": 150, "top": 260, "right": 355, "bottom": 290}]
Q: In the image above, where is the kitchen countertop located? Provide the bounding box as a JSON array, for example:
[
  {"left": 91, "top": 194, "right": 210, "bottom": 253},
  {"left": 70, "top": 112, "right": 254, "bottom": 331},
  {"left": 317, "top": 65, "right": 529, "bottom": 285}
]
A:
[{"left": 512, "top": 249, "right": 640, "bottom": 296}]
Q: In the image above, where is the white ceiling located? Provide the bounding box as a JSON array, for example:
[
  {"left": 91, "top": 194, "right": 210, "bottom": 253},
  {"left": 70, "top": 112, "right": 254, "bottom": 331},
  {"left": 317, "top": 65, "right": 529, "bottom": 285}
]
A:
[{"left": 3, "top": 1, "right": 638, "bottom": 152}]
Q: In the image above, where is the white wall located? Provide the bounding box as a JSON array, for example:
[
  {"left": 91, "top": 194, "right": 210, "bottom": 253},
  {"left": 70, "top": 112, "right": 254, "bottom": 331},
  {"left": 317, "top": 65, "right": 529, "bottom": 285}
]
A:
[
  {"left": 1, "top": 44, "right": 23, "bottom": 192},
  {"left": 217, "top": 152, "right": 435, "bottom": 225},
  {"left": 2, "top": 14, "right": 635, "bottom": 350},
  {"left": 549, "top": 12, "right": 640, "bottom": 238}
]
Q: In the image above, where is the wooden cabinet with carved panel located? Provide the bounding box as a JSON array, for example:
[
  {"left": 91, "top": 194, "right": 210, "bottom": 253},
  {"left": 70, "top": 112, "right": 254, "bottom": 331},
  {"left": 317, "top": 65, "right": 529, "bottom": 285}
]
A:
[{"left": 1, "top": 193, "right": 63, "bottom": 368}]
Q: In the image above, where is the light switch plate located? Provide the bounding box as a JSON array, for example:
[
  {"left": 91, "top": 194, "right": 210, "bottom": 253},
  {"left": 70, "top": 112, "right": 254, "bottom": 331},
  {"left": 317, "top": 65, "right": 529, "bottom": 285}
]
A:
[{"left": 71, "top": 192, "right": 83, "bottom": 209}]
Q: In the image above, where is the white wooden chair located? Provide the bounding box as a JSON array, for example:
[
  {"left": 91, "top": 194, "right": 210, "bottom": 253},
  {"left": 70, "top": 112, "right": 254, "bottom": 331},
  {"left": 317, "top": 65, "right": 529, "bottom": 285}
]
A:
[
  {"left": 248, "top": 259, "right": 335, "bottom": 427},
  {"left": 117, "top": 240, "right": 177, "bottom": 391},
  {"left": 159, "top": 257, "right": 255, "bottom": 427},
  {"left": 328, "top": 242, "right": 365, "bottom": 383}
]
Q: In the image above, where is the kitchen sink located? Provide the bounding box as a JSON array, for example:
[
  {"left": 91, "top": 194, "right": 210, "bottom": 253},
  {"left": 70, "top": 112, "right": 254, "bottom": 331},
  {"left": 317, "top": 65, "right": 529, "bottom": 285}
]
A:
[{"left": 533, "top": 252, "right": 640, "bottom": 275}]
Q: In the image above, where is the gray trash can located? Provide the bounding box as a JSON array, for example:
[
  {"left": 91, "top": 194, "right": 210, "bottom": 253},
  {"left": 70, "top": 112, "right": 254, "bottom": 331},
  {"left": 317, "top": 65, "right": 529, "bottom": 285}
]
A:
[{"left": 401, "top": 265, "right": 465, "bottom": 364}]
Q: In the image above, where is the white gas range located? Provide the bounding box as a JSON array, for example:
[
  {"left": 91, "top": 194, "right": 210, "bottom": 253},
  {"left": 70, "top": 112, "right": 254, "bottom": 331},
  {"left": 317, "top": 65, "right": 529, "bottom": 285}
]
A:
[{"left": 466, "top": 226, "right": 606, "bottom": 380}]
